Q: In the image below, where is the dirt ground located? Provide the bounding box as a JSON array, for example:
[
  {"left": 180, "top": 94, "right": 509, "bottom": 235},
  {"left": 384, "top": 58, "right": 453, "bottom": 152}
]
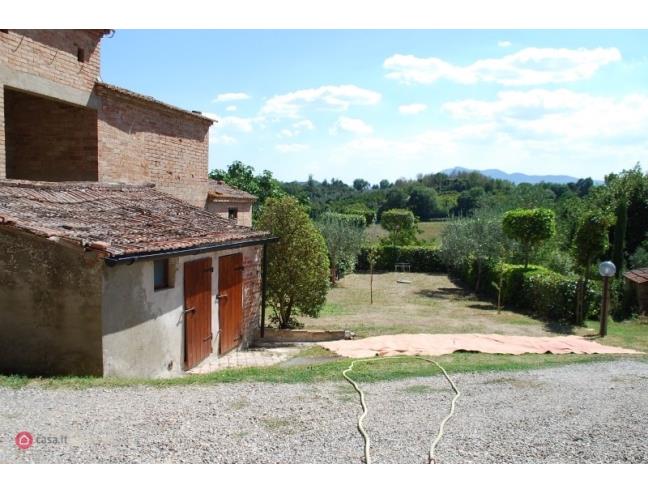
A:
[{"left": 300, "top": 272, "right": 578, "bottom": 338}]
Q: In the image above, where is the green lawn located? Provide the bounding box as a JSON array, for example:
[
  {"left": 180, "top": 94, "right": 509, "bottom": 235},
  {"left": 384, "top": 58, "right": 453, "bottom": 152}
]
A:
[
  {"left": 2, "top": 273, "right": 644, "bottom": 389},
  {"left": 0, "top": 349, "right": 627, "bottom": 389}
]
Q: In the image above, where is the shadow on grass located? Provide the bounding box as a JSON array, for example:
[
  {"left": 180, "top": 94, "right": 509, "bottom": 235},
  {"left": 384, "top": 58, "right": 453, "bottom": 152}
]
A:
[
  {"left": 446, "top": 274, "right": 577, "bottom": 335},
  {"left": 415, "top": 286, "right": 471, "bottom": 300},
  {"left": 466, "top": 303, "right": 497, "bottom": 311}
]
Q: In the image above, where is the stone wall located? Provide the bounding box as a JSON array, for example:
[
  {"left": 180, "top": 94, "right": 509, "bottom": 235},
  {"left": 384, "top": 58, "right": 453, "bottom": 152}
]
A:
[
  {"left": 0, "top": 228, "right": 104, "bottom": 376},
  {"left": 96, "top": 85, "right": 212, "bottom": 208}
]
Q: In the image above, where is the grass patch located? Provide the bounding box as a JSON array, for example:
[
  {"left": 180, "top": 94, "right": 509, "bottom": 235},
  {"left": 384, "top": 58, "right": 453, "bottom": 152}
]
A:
[
  {"left": 319, "top": 302, "right": 347, "bottom": 316},
  {"left": 582, "top": 319, "right": 648, "bottom": 353},
  {"left": 2, "top": 352, "right": 643, "bottom": 390}
]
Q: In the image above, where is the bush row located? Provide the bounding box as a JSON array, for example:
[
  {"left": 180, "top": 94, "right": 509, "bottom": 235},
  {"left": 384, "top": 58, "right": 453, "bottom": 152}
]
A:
[
  {"left": 356, "top": 245, "right": 446, "bottom": 273},
  {"left": 355, "top": 245, "right": 601, "bottom": 323},
  {"left": 457, "top": 260, "right": 601, "bottom": 323}
]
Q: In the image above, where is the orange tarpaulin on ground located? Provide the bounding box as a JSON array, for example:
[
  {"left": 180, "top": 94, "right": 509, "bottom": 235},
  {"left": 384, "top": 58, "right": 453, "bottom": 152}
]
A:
[{"left": 318, "top": 333, "right": 641, "bottom": 358}]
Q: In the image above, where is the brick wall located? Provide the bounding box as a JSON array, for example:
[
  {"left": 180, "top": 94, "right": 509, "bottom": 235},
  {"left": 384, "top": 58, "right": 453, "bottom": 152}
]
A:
[
  {"left": 240, "top": 245, "right": 263, "bottom": 347},
  {"left": 0, "top": 88, "right": 4, "bottom": 179},
  {"left": 1, "top": 29, "right": 105, "bottom": 180},
  {"left": 4, "top": 88, "right": 98, "bottom": 181},
  {"left": 96, "top": 86, "right": 212, "bottom": 207},
  {"left": 0, "top": 30, "right": 104, "bottom": 92},
  {"left": 205, "top": 201, "right": 253, "bottom": 227}
]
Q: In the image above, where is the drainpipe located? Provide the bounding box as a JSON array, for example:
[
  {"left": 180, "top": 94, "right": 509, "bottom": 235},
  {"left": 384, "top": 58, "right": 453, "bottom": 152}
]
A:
[{"left": 260, "top": 242, "right": 268, "bottom": 338}]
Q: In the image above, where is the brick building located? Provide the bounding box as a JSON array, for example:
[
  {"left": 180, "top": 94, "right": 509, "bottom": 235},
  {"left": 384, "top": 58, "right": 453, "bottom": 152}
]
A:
[
  {"left": 0, "top": 30, "right": 274, "bottom": 377},
  {"left": 206, "top": 179, "right": 257, "bottom": 227}
]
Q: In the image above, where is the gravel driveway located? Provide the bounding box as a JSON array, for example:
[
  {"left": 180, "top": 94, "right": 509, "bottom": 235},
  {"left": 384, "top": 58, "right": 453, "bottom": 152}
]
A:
[{"left": 1, "top": 359, "right": 647, "bottom": 463}]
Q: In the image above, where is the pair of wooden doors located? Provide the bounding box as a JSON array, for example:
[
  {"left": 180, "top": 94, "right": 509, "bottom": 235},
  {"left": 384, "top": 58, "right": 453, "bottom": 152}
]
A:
[{"left": 183, "top": 253, "right": 243, "bottom": 369}]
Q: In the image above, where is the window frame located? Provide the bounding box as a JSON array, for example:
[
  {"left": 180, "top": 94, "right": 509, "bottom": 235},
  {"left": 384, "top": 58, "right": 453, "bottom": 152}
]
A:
[{"left": 153, "top": 259, "right": 171, "bottom": 291}]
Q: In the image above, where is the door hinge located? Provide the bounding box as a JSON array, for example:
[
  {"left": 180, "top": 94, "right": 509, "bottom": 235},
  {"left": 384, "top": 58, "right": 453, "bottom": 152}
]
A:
[
  {"left": 235, "top": 266, "right": 245, "bottom": 271},
  {"left": 205, "top": 267, "right": 214, "bottom": 272}
]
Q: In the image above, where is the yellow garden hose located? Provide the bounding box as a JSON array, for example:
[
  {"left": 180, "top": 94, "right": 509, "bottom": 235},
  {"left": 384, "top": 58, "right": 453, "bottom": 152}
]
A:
[{"left": 342, "top": 355, "right": 461, "bottom": 464}]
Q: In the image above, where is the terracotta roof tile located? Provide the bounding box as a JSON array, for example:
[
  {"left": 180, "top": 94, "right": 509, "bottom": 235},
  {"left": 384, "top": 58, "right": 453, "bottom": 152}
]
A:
[
  {"left": 0, "top": 180, "right": 271, "bottom": 259},
  {"left": 207, "top": 179, "right": 257, "bottom": 202},
  {"left": 624, "top": 268, "right": 648, "bottom": 284}
]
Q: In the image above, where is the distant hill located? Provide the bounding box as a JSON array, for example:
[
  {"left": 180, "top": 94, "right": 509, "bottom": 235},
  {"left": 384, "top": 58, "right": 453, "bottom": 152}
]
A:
[{"left": 441, "top": 166, "right": 598, "bottom": 185}]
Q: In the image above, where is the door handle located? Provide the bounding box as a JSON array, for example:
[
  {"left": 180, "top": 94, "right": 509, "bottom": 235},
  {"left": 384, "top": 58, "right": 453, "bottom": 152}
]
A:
[
  {"left": 183, "top": 307, "right": 196, "bottom": 314},
  {"left": 203, "top": 335, "right": 213, "bottom": 342},
  {"left": 217, "top": 294, "right": 228, "bottom": 300}
]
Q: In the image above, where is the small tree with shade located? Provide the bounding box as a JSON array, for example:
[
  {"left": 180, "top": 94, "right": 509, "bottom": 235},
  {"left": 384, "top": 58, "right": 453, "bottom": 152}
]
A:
[
  {"left": 381, "top": 209, "right": 419, "bottom": 246},
  {"left": 572, "top": 210, "right": 614, "bottom": 324},
  {"left": 502, "top": 208, "right": 556, "bottom": 268},
  {"left": 317, "top": 212, "right": 365, "bottom": 285},
  {"left": 256, "top": 196, "right": 330, "bottom": 329}
]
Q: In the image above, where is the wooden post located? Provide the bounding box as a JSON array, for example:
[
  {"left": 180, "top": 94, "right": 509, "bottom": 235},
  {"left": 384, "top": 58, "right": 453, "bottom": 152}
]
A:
[
  {"left": 599, "top": 276, "right": 610, "bottom": 337},
  {"left": 370, "top": 263, "right": 374, "bottom": 305}
]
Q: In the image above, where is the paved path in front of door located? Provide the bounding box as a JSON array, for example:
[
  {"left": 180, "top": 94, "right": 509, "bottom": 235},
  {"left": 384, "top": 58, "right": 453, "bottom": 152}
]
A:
[{"left": 187, "top": 346, "right": 301, "bottom": 374}]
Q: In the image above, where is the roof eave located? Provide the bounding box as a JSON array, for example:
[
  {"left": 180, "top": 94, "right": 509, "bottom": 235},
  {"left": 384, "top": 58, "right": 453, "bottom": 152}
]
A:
[{"left": 105, "top": 235, "right": 278, "bottom": 266}]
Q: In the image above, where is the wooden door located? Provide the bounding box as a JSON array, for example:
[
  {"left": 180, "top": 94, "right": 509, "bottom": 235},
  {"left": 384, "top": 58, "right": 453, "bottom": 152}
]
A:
[
  {"left": 218, "top": 253, "right": 244, "bottom": 354},
  {"left": 183, "top": 257, "right": 213, "bottom": 369}
]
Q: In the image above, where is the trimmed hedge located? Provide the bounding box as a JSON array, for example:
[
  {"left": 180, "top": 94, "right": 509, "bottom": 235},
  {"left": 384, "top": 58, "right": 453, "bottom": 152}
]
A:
[
  {"left": 357, "top": 245, "right": 445, "bottom": 273},
  {"left": 458, "top": 260, "right": 600, "bottom": 323}
]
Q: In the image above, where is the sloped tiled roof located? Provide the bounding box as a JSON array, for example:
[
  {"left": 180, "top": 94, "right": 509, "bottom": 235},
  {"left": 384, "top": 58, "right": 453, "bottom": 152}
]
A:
[
  {"left": 207, "top": 179, "right": 257, "bottom": 203},
  {"left": 624, "top": 268, "right": 648, "bottom": 284},
  {"left": 0, "top": 180, "right": 271, "bottom": 261}
]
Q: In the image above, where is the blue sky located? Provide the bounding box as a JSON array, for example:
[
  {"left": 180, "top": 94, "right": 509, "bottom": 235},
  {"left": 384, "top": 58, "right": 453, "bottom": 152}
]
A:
[{"left": 101, "top": 30, "right": 648, "bottom": 184}]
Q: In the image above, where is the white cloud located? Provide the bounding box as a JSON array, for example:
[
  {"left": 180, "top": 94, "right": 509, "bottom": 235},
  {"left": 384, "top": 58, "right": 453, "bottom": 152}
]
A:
[
  {"left": 498, "top": 40, "right": 512, "bottom": 48},
  {"left": 261, "top": 85, "right": 381, "bottom": 118},
  {"left": 330, "top": 116, "right": 374, "bottom": 136},
  {"left": 211, "top": 134, "right": 238, "bottom": 145},
  {"left": 213, "top": 92, "right": 250, "bottom": 103},
  {"left": 204, "top": 112, "right": 260, "bottom": 133},
  {"left": 383, "top": 47, "right": 622, "bottom": 86},
  {"left": 398, "top": 103, "right": 428, "bottom": 115},
  {"left": 329, "top": 89, "right": 648, "bottom": 181},
  {"left": 442, "top": 89, "right": 648, "bottom": 141},
  {"left": 225, "top": 105, "right": 237, "bottom": 112},
  {"left": 279, "top": 129, "right": 295, "bottom": 138},
  {"left": 276, "top": 143, "right": 309, "bottom": 153},
  {"left": 293, "top": 119, "right": 315, "bottom": 130}
]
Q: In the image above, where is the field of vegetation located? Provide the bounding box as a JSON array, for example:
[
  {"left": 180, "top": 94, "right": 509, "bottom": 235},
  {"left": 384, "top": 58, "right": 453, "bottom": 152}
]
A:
[{"left": 366, "top": 220, "right": 447, "bottom": 245}]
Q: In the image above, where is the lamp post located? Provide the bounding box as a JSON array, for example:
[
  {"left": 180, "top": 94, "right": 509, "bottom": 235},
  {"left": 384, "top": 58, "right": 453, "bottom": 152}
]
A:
[{"left": 598, "top": 261, "right": 616, "bottom": 337}]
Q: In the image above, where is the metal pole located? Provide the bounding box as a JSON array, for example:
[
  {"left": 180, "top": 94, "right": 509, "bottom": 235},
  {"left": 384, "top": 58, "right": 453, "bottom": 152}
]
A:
[
  {"left": 260, "top": 242, "right": 268, "bottom": 338},
  {"left": 600, "top": 276, "right": 610, "bottom": 337}
]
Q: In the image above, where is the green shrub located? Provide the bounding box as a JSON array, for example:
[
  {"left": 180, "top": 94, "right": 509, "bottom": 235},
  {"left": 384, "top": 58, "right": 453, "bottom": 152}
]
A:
[
  {"left": 457, "top": 261, "right": 599, "bottom": 323},
  {"left": 357, "top": 244, "right": 445, "bottom": 273}
]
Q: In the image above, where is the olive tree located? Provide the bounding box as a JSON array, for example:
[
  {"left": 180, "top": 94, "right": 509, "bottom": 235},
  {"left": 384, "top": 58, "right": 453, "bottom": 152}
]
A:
[
  {"left": 441, "top": 211, "right": 510, "bottom": 292},
  {"left": 256, "top": 196, "right": 330, "bottom": 328},
  {"left": 502, "top": 208, "right": 556, "bottom": 268},
  {"left": 380, "top": 208, "right": 419, "bottom": 246},
  {"left": 317, "top": 212, "right": 365, "bottom": 284}
]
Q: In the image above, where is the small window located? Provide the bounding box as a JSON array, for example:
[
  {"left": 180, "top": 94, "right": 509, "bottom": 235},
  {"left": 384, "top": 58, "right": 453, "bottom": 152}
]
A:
[
  {"left": 154, "top": 259, "right": 170, "bottom": 290},
  {"left": 228, "top": 207, "right": 238, "bottom": 220},
  {"left": 77, "top": 47, "right": 85, "bottom": 63}
]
